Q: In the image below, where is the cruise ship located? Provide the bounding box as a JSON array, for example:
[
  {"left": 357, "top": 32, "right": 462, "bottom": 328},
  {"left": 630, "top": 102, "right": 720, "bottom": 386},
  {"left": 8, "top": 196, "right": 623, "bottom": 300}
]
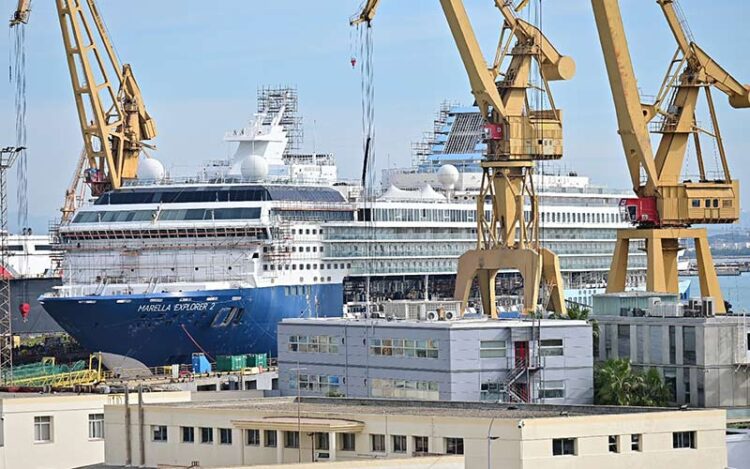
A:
[{"left": 40, "top": 89, "right": 655, "bottom": 366}]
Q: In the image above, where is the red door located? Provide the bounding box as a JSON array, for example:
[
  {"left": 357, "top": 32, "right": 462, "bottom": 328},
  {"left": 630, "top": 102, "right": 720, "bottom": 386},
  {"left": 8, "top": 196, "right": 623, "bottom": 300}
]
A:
[{"left": 515, "top": 341, "right": 528, "bottom": 367}]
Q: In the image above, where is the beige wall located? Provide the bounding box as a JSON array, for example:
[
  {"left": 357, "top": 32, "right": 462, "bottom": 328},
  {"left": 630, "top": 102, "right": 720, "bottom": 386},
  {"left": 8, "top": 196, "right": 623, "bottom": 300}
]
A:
[
  {"left": 0, "top": 391, "right": 190, "bottom": 469},
  {"left": 105, "top": 400, "right": 727, "bottom": 469},
  {"left": 0, "top": 394, "right": 107, "bottom": 469}
]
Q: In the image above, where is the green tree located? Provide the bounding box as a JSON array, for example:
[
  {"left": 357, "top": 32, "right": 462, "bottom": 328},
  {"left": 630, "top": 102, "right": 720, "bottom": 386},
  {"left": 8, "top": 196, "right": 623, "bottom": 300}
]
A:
[
  {"left": 594, "top": 359, "right": 643, "bottom": 406},
  {"left": 639, "top": 368, "right": 672, "bottom": 406},
  {"left": 594, "top": 359, "right": 671, "bottom": 407}
]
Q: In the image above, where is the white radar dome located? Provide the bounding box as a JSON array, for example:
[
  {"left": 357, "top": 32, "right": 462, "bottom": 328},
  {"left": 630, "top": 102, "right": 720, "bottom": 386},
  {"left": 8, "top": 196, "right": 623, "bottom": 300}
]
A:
[
  {"left": 437, "top": 164, "right": 460, "bottom": 190},
  {"left": 240, "top": 155, "right": 269, "bottom": 182},
  {"left": 137, "top": 158, "right": 165, "bottom": 181}
]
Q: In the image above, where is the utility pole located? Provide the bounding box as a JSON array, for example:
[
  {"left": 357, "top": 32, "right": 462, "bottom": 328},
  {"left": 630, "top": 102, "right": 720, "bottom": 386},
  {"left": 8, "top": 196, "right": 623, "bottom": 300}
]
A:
[
  {"left": 0, "top": 147, "right": 23, "bottom": 383},
  {"left": 291, "top": 363, "right": 306, "bottom": 463}
]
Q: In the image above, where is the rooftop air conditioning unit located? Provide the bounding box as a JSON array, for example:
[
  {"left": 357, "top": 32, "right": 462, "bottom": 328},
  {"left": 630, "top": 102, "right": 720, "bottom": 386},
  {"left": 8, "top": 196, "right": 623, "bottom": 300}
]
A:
[
  {"left": 445, "top": 310, "right": 456, "bottom": 321},
  {"left": 426, "top": 311, "right": 438, "bottom": 321}
]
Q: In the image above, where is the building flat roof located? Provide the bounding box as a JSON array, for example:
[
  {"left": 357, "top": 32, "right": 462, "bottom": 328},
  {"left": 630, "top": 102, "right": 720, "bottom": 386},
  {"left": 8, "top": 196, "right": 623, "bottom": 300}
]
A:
[
  {"left": 280, "top": 317, "right": 588, "bottom": 330},
  {"left": 149, "top": 396, "right": 688, "bottom": 420}
]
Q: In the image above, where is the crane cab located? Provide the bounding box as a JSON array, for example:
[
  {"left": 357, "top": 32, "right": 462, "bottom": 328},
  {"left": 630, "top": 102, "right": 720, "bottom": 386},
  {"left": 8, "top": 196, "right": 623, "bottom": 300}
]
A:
[{"left": 620, "top": 197, "right": 660, "bottom": 226}]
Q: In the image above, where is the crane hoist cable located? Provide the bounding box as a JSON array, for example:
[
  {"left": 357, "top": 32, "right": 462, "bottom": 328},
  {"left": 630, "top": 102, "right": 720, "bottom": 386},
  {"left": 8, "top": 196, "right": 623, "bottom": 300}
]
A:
[
  {"left": 9, "top": 11, "right": 30, "bottom": 312},
  {"left": 354, "top": 21, "right": 376, "bottom": 308}
]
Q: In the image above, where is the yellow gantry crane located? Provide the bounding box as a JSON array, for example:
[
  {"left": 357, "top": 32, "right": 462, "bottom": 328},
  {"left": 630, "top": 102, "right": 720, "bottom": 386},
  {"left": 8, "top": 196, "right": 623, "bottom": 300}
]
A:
[
  {"left": 592, "top": 0, "right": 750, "bottom": 313},
  {"left": 352, "top": 0, "right": 574, "bottom": 316},
  {"left": 12, "top": 0, "right": 156, "bottom": 196}
]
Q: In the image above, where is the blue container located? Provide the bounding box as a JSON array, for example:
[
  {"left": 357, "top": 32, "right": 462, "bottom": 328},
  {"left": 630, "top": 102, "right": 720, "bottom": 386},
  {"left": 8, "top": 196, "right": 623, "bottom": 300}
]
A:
[{"left": 191, "top": 353, "right": 211, "bottom": 374}]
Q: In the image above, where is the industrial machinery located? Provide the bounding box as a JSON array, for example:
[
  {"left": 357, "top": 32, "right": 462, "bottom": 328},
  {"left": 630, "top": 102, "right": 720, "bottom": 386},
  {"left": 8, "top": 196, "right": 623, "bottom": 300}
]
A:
[
  {"left": 12, "top": 0, "right": 156, "bottom": 196},
  {"left": 592, "top": 0, "right": 750, "bottom": 313},
  {"left": 352, "top": 0, "right": 575, "bottom": 316},
  {"left": 0, "top": 147, "right": 23, "bottom": 381}
]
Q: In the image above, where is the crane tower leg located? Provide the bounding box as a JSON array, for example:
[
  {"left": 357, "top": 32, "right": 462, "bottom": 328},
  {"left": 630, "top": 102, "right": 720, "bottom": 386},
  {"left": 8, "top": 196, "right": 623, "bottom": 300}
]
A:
[
  {"left": 606, "top": 228, "right": 725, "bottom": 313},
  {"left": 455, "top": 162, "right": 567, "bottom": 317}
]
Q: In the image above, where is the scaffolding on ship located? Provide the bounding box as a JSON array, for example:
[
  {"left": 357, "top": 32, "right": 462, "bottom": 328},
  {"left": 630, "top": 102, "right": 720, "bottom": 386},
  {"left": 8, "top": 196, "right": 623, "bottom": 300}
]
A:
[{"left": 257, "top": 86, "right": 304, "bottom": 156}]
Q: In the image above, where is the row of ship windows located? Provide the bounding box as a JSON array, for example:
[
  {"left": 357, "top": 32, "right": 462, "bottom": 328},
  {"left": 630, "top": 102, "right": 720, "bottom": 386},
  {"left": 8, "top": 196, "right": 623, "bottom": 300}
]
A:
[
  {"left": 326, "top": 227, "right": 620, "bottom": 241},
  {"left": 264, "top": 245, "right": 324, "bottom": 254},
  {"left": 263, "top": 263, "right": 351, "bottom": 272},
  {"left": 542, "top": 211, "right": 620, "bottom": 224},
  {"left": 73, "top": 208, "right": 261, "bottom": 224},
  {"left": 368, "top": 208, "right": 620, "bottom": 225}
]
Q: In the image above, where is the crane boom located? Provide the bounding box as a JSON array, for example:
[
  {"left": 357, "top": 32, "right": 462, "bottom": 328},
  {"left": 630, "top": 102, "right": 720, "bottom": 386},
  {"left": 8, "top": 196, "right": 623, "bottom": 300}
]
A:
[
  {"left": 657, "top": 0, "right": 750, "bottom": 108},
  {"left": 10, "top": 0, "right": 30, "bottom": 26},
  {"left": 56, "top": 0, "right": 156, "bottom": 195},
  {"left": 591, "top": 0, "right": 659, "bottom": 195}
]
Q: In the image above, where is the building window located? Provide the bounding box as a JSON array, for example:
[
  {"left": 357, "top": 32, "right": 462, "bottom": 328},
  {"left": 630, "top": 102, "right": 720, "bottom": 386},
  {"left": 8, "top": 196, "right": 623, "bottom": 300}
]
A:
[
  {"left": 340, "top": 432, "right": 356, "bottom": 451},
  {"left": 617, "top": 325, "right": 630, "bottom": 359},
  {"left": 370, "top": 337, "right": 438, "bottom": 358},
  {"left": 370, "top": 378, "right": 439, "bottom": 400},
  {"left": 540, "top": 380, "right": 566, "bottom": 399},
  {"left": 34, "top": 416, "right": 53, "bottom": 443},
  {"left": 371, "top": 434, "right": 386, "bottom": 453},
  {"left": 552, "top": 438, "right": 576, "bottom": 456},
  {"left": 480, "top": 381, "right": 502, "bottom": 402},
  {"left": 288, "top": 335, "right": 339, "bottom": 353},
  {"left": 631, "top": 434, "right": 642, "bottom": 451},
  {"left": 220, "top": 428, "right": 232, "bottom": 445},
  {"left": 413, "top": 436, "right": 429, "bottom": 454},
  {"left": 152, "top": 425, "right": 168, "bottom": 442},
  {"left": 264, "top": 430, "right": 277, "bottom": 447},
  {"left": 664, "top": 368, "right": 677, "bottom": 401},
  {"left": 446, "top": 437, "right": 464, "bottom": 455},
  {"left": 88, "top": 413, "right": 104, "bottom": 440},
  {"left": 289, "top": 373, "right": 341, "bottom": 394},
  {"left": 285, "top": 431, "right": 300, "bottom": 448},
  {"left": 479, "top": 340, "right": 507, "bottom": 358},
  {"left": 673, "top": 431, "right": 696, "bottom": 449},
  {"left": 392, "top": 435, "right": 407, "bottom": 453},
  {"left": 540, "top": 339, "right": 564, "bottom": 357},
  {"left": 314, "top": 432, "right": 330, "bottom": 451},
  {"left": 668, "top": 326, "right": 676, "bottom": 364},
  {"left": 200, "top": 427, "right": 213, "bottom": 444},
  {"left": 245, "top": 429, "right": 260, "bottom": 446},
  {"left": 691, "top": 199, "right": 700, "bottom": 208},
  {"left": 683, "top": 326, "right": 696, "bottom": 365},
  {"left": 608, "top": 435, "right": 619, "bottom": 453},
  {"left": 181, "top": 426, "right": 195, "bottom": 443}
]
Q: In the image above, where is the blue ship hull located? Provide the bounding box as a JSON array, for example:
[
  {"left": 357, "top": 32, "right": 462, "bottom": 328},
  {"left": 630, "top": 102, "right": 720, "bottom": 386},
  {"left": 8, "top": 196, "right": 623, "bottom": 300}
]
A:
[{"left": 39, "top": 284, "right": 343, "bottom": 367}]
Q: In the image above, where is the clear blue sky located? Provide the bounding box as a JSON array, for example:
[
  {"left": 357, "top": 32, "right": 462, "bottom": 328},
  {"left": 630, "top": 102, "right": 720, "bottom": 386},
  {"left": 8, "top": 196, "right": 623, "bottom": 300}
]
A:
[{"left": 1, "top": 0, "right": 749, "bottom": 232}]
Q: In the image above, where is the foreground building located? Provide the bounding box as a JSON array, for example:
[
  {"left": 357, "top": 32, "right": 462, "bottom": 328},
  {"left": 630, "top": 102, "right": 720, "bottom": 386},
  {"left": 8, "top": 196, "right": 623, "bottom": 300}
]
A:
[
  {"left": 103, "top": 395, "right": 728, "bottom": 468},
  {"left": 0, "top": 390, "right": 188, "bottom": 469},
  {"left": 594, "top": 293, "right": 750, "bottom": 408},
  {"left": 277, "top": 314, "right": 594, "bottom": 404}
]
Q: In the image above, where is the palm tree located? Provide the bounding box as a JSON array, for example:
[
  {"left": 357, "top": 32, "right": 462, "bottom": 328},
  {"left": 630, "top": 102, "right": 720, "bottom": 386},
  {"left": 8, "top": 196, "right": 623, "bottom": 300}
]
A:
[
  {"left": 595, "top": 359, "right": 640, "bottom": 405},
  {"left": 595, "top": 359, "right": 672, "bottom": 407},
  {"left": 566, "top": 303, "right": 590, "bottom": 320},
  {"left": 638, "top": 368, "right": 672, "bottom": 406}
]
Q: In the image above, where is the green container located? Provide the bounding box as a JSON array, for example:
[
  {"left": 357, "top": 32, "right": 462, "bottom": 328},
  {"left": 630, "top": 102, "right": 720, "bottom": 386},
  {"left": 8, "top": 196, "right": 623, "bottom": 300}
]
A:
[
  {"left": 245, "top": 353, "right": 268, "bottom": 368},
  {"left": 216, "top": 355, "right": 245, "bottom": 372}
]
